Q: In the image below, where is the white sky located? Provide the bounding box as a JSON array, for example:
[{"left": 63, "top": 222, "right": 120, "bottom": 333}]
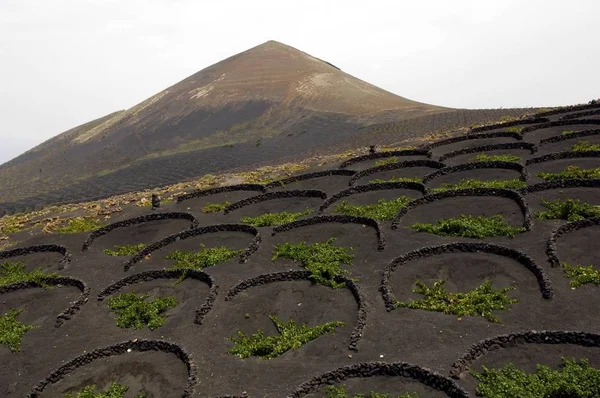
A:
[{"left": 1, "top": 0, "right": 599, "bottom": 164}]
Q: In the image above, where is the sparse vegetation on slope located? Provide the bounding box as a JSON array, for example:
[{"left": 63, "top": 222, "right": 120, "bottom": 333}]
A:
[
  {"left": 562, "top": 130, "right": 577, "bottom": 135},
  {"left": 0, "top": 309, "right": 37, "bottom": 352},
  {"left": 334, "top": 197, "right": 412, "bottom": 220},
  {"left": 374, "top": 157, "right": 398, "bottom": 167},
  {"left": 201, "top": 201, "right": 231, "bottom": 213},
  {"left": 103, "top": 244, "right": 147, "bottom": 256},
  {"left": 107, "top": 293, "right": 177, "bottom": 330},
  {"left": 535, "top": 198, "right": 600, "bottom": 221},
  {"left": 369, "top": 177, "right": 422, "bottom": 184},
  {"left": 538, "top": 166, "right": 600, "bottom": 181},
  {"left": 324, "top": 385, "right": 418, "bottom": 398},
  {"left": 241, "top": 209, "right": 313, "bottom": 227},
  {"left": 572, "top": 141, "right": 600, "bottom": 152},
  {"left": 562, "top": 262, "right": 600, "bottom": 288},
  {"left": 65, "top": 383, "right": 147, "bottom": 398},
  {"left": 431, "top": 179, "right": 526, "bottom": 192},
  {"left": 396, "top": 279, "right": 518, "bottom": 323},
  {"left": 0, "top": 261, "right": 58, "bottom": 287},
  {"left": 506, "top": 126, "right": 523, "bottom": 133},
  {"left": 52, "top": 217, "right": 103, "bottom": 234},
  {"left": 272, "top": 238, "right": 354, "bottom": 288},
  {"left": 472, "top": 153, "right": 521, "bottom": 163},
  {"left": 228, "top": 315, "right": 345, "bottom": 359},
  {"left": 473, "top": 358, "right": 600, "bottom": 398},
  {"left": 409, "top": 215, "right": 525, "bottom": 238}
]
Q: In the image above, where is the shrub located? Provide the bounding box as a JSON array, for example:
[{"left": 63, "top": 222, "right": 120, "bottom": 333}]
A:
[
  {"left": 272, "top": 238, "right": 354, "bottom": 288},
  {"left": 562, "top": 130, "right": 576, "bottom": 135},
  {"left": 409, "top": 215, "right": 525, "bottom": 238},
  {"left": 0, "top": 309, "right": 37, "bottom": 352},
  {"left": 538, "top": 166, "right": 600, "bottom": 181},
  {"left": 107, "top": 293, "right": 177, "bottom": 330},
  {"left": 228, "top": 315, "right": 345, "bottom": 359},
  {"left": 431, "top": 179, "right": 526, "bottom": 192},
  {"left": 369, "top": 177, "right": 422, "bottom": 184},
  {"left": 472, "top": 153, "right": 521, "bottom": 163},
  {"left": 65, "top": 382, "right": 147, "bottom": 398},
  {"left": 473, "top": 358, "right": 600, "bottom": 398},
  {"left": 201, "top": 201, "right": 230, "bottom": 213},
  {"left": 165, "top": 245, "right": 242, "bottom": 271},
  {"left": 333, "top": 197, "right": 412, "bottom": 220},
  {"left": 562, "top": 262, "right": 600, "bottom": 288},
  {"left": 395, "top": 279, "right": 518, "bottom": 323},
  {"left": 103, "top": 244, "right": 147, "bottom": 256},
  {"left": 572, "top": 141, "right": 600, "bottom": 152},
  {"left": 241, "top": 209, "right": 313, "bottom": 227},
  {"left": 506, "top": 126, "right": 523, "bottom": 133},
  {"left": 0, "top": 261, "right": 58, "bottom": 287},
  {"left": 374, "top": 157, "right": 398, "bottom": 167},
  {"left": 535, "top": 198, "right": 600, "bottom": 221},
  {"left": 324, "top": 385, "right": 417, "bottom": 398},
  {"left": 53, "top": 217, "right": 102, "bottom": 234}
]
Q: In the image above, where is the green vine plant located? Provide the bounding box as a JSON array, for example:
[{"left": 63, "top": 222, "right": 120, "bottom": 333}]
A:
[
  {"left": 562, "top": 130, "right": 577, "bottom": 136},
  {"left": 562, "top": 262, "right": 600, "bottom": 288},
  {"left": 0, "top": 309, "right": 37, "bottom": 352},
  {"left": 473, "top": 357, "right": 600, "bottom": 398},
  {"left": 107, "top": 292, "right": 177, "bottom": 330},
  {"left": 409, "top": 215, "right": 525, "bottom": 238},
  {"left": 333, "top": 197, "right": 412, "bottom": 221},
  {"left": 65, "top": 382, "right": 147, "bottom": 398},
  {"left": 395, "top": 279, "right": 518, "bottom": 323},
  {"left": 374, "top": 157, "right": 398, "bottom": 167},
  {"left": 472, "top": 153, "right": 521, "bottom": 163},
  {"left": 369, "top": 177, "right": 422, "bottom": 184},
  {"left": 201, "top": 201, "right": 231, "bottom": 213},
  {"left": 165, "top": 244, "right": 242, "bottom": 283},
  {"left": 324, "top": 385, "right": 417, "bottom": 398},
  {"left": 431, "top": 179, "right": 526, "bottom": 192},
  {"left": 103, "top": 244, "right": 147, "bottom": 256},
  {"left": 572, "top": 141, "right": 600, "bottom": 152},
  {"left": 506, "top": 126, "right": 523, "bottom": 133},
  {"left": 241, "top": 209, "right": 313, "bottom": 227},
  {"left": 538, "top": 166, "right": 600, "bottom": 181},
  {"left": 272, "top": 238, "right": 354, "bottom": 288},
  {"left": 53, "top": 217, "right": 103, "bottom": 234},
  {"left": 228, "top": 315, "right": 345, "bottom": 359},
  {"left": 0, "top": 261, "right": 58, "bottom": 288},
  {"left": 535, "top": 198, "right": 600, "bottom": 221}
]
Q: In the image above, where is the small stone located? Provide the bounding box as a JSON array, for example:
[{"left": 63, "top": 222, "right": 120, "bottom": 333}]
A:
[
  {"left": 379, "top": 354, "right": 384, "bottom": 358},
  {"left": 127, "top": 348, "right": 132, "bottom": 353},
  {"left": 348, "top": 354, "right": 352, "bottom": 359}
]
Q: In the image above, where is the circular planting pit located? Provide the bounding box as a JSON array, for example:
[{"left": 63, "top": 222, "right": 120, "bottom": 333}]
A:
[
  {"left": 338, "top": 150, "right": 431, "bottom": 171},
  {"left": 449, "top": 331, "right": 600, "bottom": 395},
  {"left": 28, "top": 340, "right": 195, "bottom": 397},
  {"left": 321, "top": 182, "right": 426, "bottom": 212},
  {"left": 561, "top": 108, "right": 600, "bottom": 120},
  {"left": 174, "top": 184, "right": 267, "bottom": 216},
  {"left": 348, "top": 160, "right": 445, "bottom": 186},
  {"left": 468, "top": 118, "right": 549, "bottom": 134},
  {"left": 290, "top": 362, "right": 468, "bottom": 398},
  {"left": 0, "top": 244, "right": 71, "bottom": 271},
  {"left": 525, "top": 153, "right": 600, "bottom": 184},
  {"left": 524, "top": 180, "right": 600, "bottom": 216},
  {"left": 422, "top": 162, "right": 527, "bottom": 191},
  {"left": 438, "top": 142, "right": 536, "bottom": 166},
  {"left": 522, "top": 121, "right": 600, "bottom": 143},
  {"left": 81, "top": 212, "right": 198, "bottom": 253},
  {"left": 538, "top": 129, "right": 600, "bottom": 153},
  {"left": 549, "top": 217, "right": 600, "bottom": 269},
  {"left": 427, "top": 132, "right": 522, "bottom": 157},
  {"left": 265, "top": 170, "right": 356, "bottom": 194},
  {"left": 392, "top": 189, "right": 531, "bottom": 234}
]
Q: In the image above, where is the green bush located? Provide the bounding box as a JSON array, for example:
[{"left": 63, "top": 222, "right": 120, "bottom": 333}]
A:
[
  {"left": 374, "top": 157, "right": 398, "bottom": 167},
  {"left": 472, "top": 153, "right": 521, "bottom": 163},
  {"left": 409, "top": 215, "right": 525, "bottom": 238},
  {"left": 572, "top": 141, "right": 600, "bottom": 152},
  {"left": 54, "top": 217, "right": 102, "bottom": 234},
  {"left": 369, "top": 177, "right": 421, "bottom": 184},
  {"left": 0, "top": 309, "right": 37, "bottom": 352},
  {"left": 201, "top": 201, "right": 230, "bottom": 213},
  {"left": 65, "top": 382, "right": 146, "bottom": 398},
  {"left": 562, "top": 262, "right": 600, "bottom": 288},
  {"left": 272, "top": 238, "right": 354, "bottom": 288},
  {"left": 165, "top": 245, "right": 242, "bottom": 271},
  {"left": 103, "top": 244, "right": 146, "bottom": 256},
  {"left": 538, "top": 166, "right": 600, "bottom": 181},
  {"left": 107, "top": 293, "right": 177, "bottom": 330},
  {"left": 395, "top": 279, "right": 517, "bottom": 323},
  {"left": 473, "top": 358, "right": 600, "bottom": 398},
  {"left": 535, "top": 198, "right": 600, "bottom": 221},
  {"left": 0, "top": 261, "right": 58, "bottom": 287},
  {"left": 324, "top": 384, "right": 417, "bottom": 398},
  {"left": 333, "top": 197, "right": 412, "bottom": 220},
  {"left": 431, "top": 179, "right": 526, "bottom": 192},
  {"left": 241, "top": 209, "right": 313, "bottom": 227},
  {"left": 562, "top": 130, "right": 576, "bottom": 135},
  {"left": 228, "top": 315, "right": 345, "bottom": 359}
]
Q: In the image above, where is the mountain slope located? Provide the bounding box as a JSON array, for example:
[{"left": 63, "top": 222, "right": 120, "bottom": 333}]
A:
[{"left": 0, "top": 40, "right": 447, "bottom": 207}]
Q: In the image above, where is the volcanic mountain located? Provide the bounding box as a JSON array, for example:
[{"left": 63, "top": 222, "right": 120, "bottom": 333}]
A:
[{"left": 1, "top": 40, "right": 525, "bottom": 214}]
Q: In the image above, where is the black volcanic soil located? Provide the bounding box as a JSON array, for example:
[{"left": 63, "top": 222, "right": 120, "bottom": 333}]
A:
[{"left": 2, "top": 114, "right": 600, "bottom": 397}]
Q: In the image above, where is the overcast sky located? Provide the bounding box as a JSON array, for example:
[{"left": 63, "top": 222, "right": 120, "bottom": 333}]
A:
[{"left": 1, "top": 0, "right": 599, "bottom": 164}]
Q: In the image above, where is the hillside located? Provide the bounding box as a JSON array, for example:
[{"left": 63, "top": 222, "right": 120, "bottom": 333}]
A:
[{"left": 0, "top": 41, "right": 448, "bottom": 211}]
